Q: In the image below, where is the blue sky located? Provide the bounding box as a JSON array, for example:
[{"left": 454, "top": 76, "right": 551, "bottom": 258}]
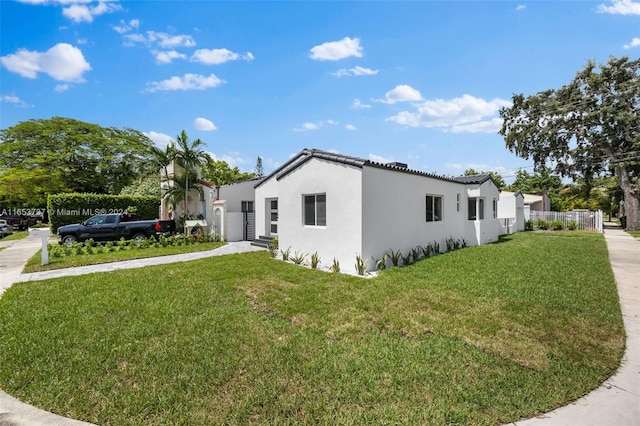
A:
[{"left": 1, "top": 0, "right": 639, "bottom": 182}]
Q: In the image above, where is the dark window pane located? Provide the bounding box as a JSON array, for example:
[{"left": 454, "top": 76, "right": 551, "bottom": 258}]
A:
[
  {"left": 426, "top": 196, "right": 434, "bottom": 222},
  {"left": 434, "top": 196, "right": 442, "bottom": 221},
  {"left": 304, "top": 195, "right": 315, "bottom": 225},
  {"left": 468, "top": 198, "right": 476, "bottom": 220},
  {"left": 479, "top": 198, "right": 485, "bottom": 220}
]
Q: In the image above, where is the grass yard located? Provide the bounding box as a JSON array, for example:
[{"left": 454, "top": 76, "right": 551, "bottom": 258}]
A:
[
  {"left": 23, "top": 241, "right": 226, "bottom": 273},
  {"left": 0, "top": 230, "right": 29, "bottom": 241},
  {"left": 626, "top": 230, "right": 640, "bottom": 239},
  {"left": 0, "top": 232, "right": 624, "bottom": 425}
]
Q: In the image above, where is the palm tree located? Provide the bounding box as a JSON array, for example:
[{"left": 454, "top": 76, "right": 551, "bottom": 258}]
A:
[
  {"left": 161, "top": 171, "right": 203, "bottom": 224},
  {"left": 149, "top": 143, "right": 176, "bottom": 183},
  {"left": 172, "top": 130, "right": 210, "bottom": 217}
]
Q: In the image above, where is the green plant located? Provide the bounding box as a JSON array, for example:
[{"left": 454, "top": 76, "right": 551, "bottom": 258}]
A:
[
  {"left": 355, "top": 254, "right": 368, "bottom": 276},
  {"left": 421, "top": 244, "right": 433, "bottom": 258},
  {"left": 551, "top": 220, "right": 564, "bottom": 231},
  {"left": 373, "top": 253, "right": 388, "bottom": 271},
  {"left": 411, "top": 247, "right": 422, "bottom": 262},
  {"left": 281, "top": 246, "right": 291, "bottom": 261},
  {"left": 536, "top": 219, "right": 549, "bottom": 230},
  {"left": 267, "top": 241, "right": 279, "bottom": 258},
  {"left": 388, "top": 249, "right": 402, "bottom": 266},
  {"left": 432, "top": 241, "right": 440, "bottom": 254},
  {"left": 567, "top": 220, "right": 577, "bottom": 230},
  {"left": 310, "top": 252, "right": 320, "bottom": 269},
  {"left": 401, "top": 252, "right": 412, "bottom": 266},
  {"left": 525, "top": 220, "right": 534, "bottom": 231},
  {"left": 446, "top": 237, "right": 456, "bottom": 252},
  {"left": 330, "top": 258, "right": 340, "bottom": 273},
  {"left": 291, "top": 251, "right": 307, "bottom": 266}
]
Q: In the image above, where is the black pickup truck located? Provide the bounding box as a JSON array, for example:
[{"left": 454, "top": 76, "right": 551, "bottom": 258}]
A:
[{"left": 57, "top": 213, "right": 176, "bottom": 246}]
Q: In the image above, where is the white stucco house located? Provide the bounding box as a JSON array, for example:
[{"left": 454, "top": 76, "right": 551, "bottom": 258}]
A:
[{"left": 254, "top": 149, "right": 501, "bottom": 273}]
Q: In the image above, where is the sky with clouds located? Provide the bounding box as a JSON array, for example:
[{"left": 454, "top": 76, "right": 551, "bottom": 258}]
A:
[{"left": 1, "top": 0, "right": 638, "bottom": 181}]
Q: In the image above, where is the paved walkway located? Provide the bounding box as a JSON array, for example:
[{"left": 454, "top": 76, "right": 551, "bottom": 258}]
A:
[{"left": 0, "top": 227, "right": 638, "bottom": 426}]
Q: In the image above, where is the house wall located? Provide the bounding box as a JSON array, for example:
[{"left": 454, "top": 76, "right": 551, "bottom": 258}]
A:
[
  {"left": 216, "top": 180, "right": 258, "bottom": 212},
  {"left": 275, "top": 159, "right": 363, "bottom": 271},
  {"left": 255, "top": 176, "right": 280, "bottom": 238},
  {"left": 360, "top": 168, "right": 499, "bottom": 271},
  {"left": 498, "top": 192, "right": 525, "bottom": 233}
]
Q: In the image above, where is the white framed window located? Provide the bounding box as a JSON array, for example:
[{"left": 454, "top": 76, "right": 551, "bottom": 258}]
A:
[
  {"left": 426, "top": 194, "right": 443, "bottom": 222},
  {"left": 303, "top": 193, "right": 326, "bottom": 226},
  {"left": 456, "top": 193, "right": 461, "bottom": 212},
  {"left": 241, "top": 201, "right": 254, "bottom": 212},
  {"left": 492, "top": 199, "right": 498, "bottom": 219},
  {"left": 479, "top": 198, "right": 485, "bottom": 220}
]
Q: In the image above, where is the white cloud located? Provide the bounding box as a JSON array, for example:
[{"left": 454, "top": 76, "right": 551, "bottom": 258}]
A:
[
  {"left": 597, "top": 0, "right": 640, "bottom": 14},
  {"left": 293, "top": 120, "right": 338, "bottom": 132},
  {"left": 623, "top": 37, "right": 640, "bottom": 48},
  {"left": 144, "top": 73, "right": 226, "bottom": 92},
  {"left": 0, "top": 43, "right": 91, "bottom": 82},
  {"left": 1, "top": 95, "right": 21, "bottom": 103},
  {"left": 331, "top": 65, "right": 378, "bottom": 77},
  {"left": 144, "top": 131, "right": 173, "bottom": 148},
  {"left": 386, "top": 94, "right": 511, "bottom": 133},
  {"left": 54, "top": 83, "right": 70, "bottom": 92},
  {"left": 375, "top": 84, "right": 423, "bottom": 104},
  {"left": 351, "top": 98, "right": 371, "bottom": 109},
  {"left": 369, "top": 153, "right": 394, "bottom": 164},
  {"left": 309, "top": 36, "right": 363, "bottom": 61},
  {"left": 207, "top": 152, "right": 250, "bottom": 169},
  {"left": 124, "top": 31, "right": 196, "bottom": 48},
  {"left": 293, "top": 122, "right": 320, "bottom": 132},
  {"left": 194, "top": 117, "right": 217, "bottom": 131},
  {"left": 345, "top": 124, "right": 357, "bottom": 131},
  {"left": 113, "top": 19, "right": 140, "bottom": 34},
  {"left": 62, "top": 1, "right": 122, "bottom": 23},
  {"left": 516, "top": 4, "right": 527, "bottom": 11},
  {"left": 153, "top": 50, "right": 187, "bottom": 64},
  {"left": 191, "top": 48, "right": 254, "bottom": 65}
]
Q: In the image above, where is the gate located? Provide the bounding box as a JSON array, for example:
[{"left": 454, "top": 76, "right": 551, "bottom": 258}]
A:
[{"left": 243, "top": 211, "right": 255, "bottom": 241}]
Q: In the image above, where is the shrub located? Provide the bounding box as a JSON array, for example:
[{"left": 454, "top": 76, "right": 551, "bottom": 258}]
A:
[
  {"left": 536, "top": 219, "right": 549, "bottom": 230},
  {"left": 401, "top": 252, "right": 412, "bottom": 266},
  {"left": 267, "top": 242, "right": 279, "bottom": 258},
  {"left": 567, "top": 220, "right": 577, "bottom": 230},
  {"left": 387, "top": 249, "right": 402, "bottom": 266},
  {"left": 373, "top": 253, "right": 388, "bottom": 271},
  {"left": 330, "top": 258, "right": 340, "bottom": 273},
  {"left": 291, "top": 251, "right": 307, "bottom": 266},
  {"left": 551, "top": 220, "right": 564, "bottom": 231},
  {"left": 355, "top": 254, "right": 368, "bottom": 276},
  {"left": 525, "top": 220, "right": 534, "bottom": 231},
  {"left": 281, "top": 247, "right": 291, "bottom": 261},
  {"left": 310, "top": 252, "right": 320, "bottom": 269}
]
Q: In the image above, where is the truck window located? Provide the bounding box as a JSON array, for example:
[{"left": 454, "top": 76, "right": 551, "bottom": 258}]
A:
[
  {"left": 86, "top": 215, "right": 106, "bottom": 225},
  {"left": 105, "top": 215, "right": 116, "bottom": 224}
]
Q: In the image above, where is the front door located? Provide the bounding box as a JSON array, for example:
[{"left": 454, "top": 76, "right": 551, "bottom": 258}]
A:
[{"left": 269, "top": 199, "right": 278, "bottom": 236}]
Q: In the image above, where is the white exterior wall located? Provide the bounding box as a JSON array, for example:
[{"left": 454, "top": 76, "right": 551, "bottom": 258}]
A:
[
  {"left": 255, "top": 177, "right": 279, "bottom": 238},
  {"left": 465, "top": 180, "right": 500, "bottom": 245},
  {"left": 275, "top": 159, "right": 363, "bottom": 273},
  {"left": 216, "top": 180, "right": 258, "bottom": 213},
  {"left": 361, "top": 167, "right": 467, "bottom": 267}
]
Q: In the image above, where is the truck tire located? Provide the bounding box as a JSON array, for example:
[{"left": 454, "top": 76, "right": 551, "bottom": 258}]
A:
[
  {"left": 62, "top": 235, "right": 77, "bottom": 247},
  {"left": 132, "top": 233, "right": 146, "bottom": 245}
]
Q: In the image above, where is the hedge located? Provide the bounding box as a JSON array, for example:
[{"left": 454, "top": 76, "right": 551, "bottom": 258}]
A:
[{"left": 47, "top": 193, "right": 160, "bottom": 231}]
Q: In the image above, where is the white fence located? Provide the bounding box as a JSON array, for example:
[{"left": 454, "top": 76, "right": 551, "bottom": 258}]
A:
[{"left": 529, "top": 210, "right": 603, "bottom": 233}]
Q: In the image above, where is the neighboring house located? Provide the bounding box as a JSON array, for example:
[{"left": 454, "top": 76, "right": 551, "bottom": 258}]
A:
[
  {"left": 523, "top": 192, "right": 551, "bottom": 219},
  {"left": 210, "top": 178, "right": 263, "bottom": 241},
  {"left": 254, "top": 148, "right": 501, "bottom": 273},
  {"left": 497, "top": 190, "right": 525, "bottom": 233}
]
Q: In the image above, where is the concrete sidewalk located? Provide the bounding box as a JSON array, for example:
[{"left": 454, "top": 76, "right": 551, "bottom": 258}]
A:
[
  {"left": 511, "top": 224, "right": 640, "bottom": 426},
  {"left": 1, "top": 227, "right": 638, "bottom": 426}
]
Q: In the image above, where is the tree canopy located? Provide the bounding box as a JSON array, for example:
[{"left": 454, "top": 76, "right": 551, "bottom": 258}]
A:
[
  {"left": 499, "top": 56, "right": 640, "bottom": 229},
  {"left": 0, "top": 117, "right": 155, "bottom": 209},
  {"left": 201, "top": 159, "right": 255, "bottom": 187}
]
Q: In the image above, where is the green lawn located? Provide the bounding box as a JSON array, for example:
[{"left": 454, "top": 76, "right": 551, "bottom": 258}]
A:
[
  {"left": 0, "top": 232, "right": 624, "bottom": 425},
  {"left": 626, "top": 230, "right": 640, "bottom": 239},
  {"left": 0, "top": 230, "right": 29, "bottom": 241},
  {"left": 23, "top": 241, "right": 226, "bottom": 273}
]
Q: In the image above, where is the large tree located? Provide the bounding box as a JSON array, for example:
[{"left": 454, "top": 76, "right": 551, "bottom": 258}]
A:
[
  {"left": 0, "top": 117, "right": 155, "bottom": 208},
  {"left": 201, "top": 159, "right": 255, "bottom": 187},
  {"left": 499, "top": 56, "right": 640, "bottom": 230}
]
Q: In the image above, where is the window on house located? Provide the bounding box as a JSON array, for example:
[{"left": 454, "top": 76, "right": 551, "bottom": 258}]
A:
[
  {"left": 479, "top": 198, "right": 485, "bottom": 220},
  {"left": 303, "top": 194, "right": 326, "bottom": 226},
  {"left": 468, "top": 198, "right": 476, "bottom": 220},
  {"left": 241, "top": 201, "right": 254, "bottom": 212},
  {"left": 492, "top": 199, "right": 498, "bottom": 219},
  {"left": 456, "top": 193, "right": 461, "bottom": 212},
  {"left": 426, "top": 195, "right": 443, "bottom": 222}
]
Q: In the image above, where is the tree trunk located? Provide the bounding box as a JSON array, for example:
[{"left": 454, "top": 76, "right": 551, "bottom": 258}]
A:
[{"left": 616, "top": 166, "right": 640, "bottom": 230}]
